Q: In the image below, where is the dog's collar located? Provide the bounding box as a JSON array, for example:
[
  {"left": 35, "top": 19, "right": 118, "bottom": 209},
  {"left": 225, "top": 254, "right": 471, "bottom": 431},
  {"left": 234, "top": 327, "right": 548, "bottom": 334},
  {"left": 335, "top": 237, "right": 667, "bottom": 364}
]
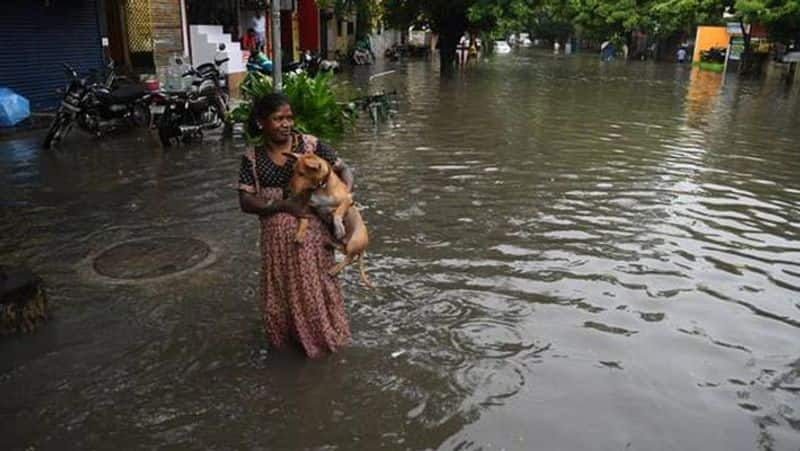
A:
[{"left": 313, "top": 169, "right": 332, "bottom": 191}]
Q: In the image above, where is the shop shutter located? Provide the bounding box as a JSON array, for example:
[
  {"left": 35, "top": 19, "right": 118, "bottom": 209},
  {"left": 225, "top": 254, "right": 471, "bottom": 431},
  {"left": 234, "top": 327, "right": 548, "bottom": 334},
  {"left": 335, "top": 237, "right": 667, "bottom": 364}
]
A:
[{"left": 0, "top": 0, "right": 104, "bottom": 110}]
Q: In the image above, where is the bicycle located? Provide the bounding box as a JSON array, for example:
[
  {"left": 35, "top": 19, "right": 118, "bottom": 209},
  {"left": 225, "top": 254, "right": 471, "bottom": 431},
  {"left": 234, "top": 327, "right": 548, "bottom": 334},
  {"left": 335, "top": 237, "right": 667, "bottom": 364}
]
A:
[{"left": 352, "top": 90, "right": 398, "bottom": 125}]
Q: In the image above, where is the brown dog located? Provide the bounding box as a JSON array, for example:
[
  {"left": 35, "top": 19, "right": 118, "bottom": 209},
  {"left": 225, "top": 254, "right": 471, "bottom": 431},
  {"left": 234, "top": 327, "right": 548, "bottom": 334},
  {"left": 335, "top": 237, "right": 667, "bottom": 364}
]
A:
[{"left": 284, "top": 152, "right": 373, "bottom": 288}]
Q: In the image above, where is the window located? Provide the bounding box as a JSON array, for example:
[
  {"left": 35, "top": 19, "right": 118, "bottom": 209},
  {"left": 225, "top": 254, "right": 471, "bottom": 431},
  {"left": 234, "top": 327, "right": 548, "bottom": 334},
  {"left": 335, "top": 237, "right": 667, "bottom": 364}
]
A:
[
  {"left": 337, "top": 20, "right": 343, "bottom": 37},
  {"left": 347, "top": 22, "right": 354, "bottom": 36}
]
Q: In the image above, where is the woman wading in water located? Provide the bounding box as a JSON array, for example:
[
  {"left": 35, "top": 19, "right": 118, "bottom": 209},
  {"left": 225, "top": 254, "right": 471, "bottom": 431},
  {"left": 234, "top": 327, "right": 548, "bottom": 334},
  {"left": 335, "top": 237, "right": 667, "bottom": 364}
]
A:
[{"left": 238, "top": 93, "right": 354, "bottom": 358}]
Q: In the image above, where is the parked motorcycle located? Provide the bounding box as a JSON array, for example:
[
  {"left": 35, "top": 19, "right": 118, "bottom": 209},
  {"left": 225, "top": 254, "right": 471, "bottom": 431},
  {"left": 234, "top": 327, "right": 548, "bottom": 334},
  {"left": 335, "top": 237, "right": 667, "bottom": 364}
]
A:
[
  {"left": 43, "top": 62, "right": 151, "bottom": 149},
  {"left": 155, "top": 56, "right": 229, "bottom": 147},
  {"left": 301, "top": 51, "right": 340, "bottom": 77}
]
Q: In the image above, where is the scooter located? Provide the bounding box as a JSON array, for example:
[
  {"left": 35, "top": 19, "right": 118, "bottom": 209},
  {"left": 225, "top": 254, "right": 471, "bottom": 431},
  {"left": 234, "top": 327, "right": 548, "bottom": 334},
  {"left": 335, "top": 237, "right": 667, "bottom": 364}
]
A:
[{"left": 246, "top": 51, "right": 305, "bottom": 76}]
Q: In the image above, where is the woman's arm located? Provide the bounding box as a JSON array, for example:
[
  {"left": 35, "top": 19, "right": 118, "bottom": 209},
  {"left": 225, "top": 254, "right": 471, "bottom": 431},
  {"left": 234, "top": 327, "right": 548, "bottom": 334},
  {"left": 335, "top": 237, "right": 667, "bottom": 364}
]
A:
[
  {"left": 334, "top": 159, "right": 354, "bottom": 191},
  {"left": 239, "top": 191, "right": 306, "bottom": 217}
]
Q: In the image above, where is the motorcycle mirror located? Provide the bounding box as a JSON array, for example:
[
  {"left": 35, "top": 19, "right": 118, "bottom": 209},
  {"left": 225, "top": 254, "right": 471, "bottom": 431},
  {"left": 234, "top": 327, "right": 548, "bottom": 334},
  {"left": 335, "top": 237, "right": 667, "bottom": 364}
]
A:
[
  {"left": 218, "top": 43, "right": 226, "bottom": 51},
  {"left": 62, "top": 63, "right": 78, "bottom": 80}
]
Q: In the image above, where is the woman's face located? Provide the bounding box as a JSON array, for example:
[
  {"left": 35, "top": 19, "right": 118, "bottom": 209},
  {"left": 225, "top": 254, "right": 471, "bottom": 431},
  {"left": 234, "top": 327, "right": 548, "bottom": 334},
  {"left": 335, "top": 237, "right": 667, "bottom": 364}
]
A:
[{"left": 259, "top": 103, "right": 294, "bottom": 144}]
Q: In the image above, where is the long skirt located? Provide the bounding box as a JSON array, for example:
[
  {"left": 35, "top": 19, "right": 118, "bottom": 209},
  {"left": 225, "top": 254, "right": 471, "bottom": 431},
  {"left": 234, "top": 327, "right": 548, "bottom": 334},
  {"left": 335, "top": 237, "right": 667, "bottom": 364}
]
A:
[{"left": 260, "top": 212, "right": 351, "bottom": 358}]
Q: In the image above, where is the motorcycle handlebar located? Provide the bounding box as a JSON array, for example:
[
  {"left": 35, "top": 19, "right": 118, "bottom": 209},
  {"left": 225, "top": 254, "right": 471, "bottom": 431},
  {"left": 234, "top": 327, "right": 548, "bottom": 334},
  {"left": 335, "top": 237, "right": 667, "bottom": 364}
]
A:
[{"left": 62, "top": 63, "right": 78, "bottom": 79}]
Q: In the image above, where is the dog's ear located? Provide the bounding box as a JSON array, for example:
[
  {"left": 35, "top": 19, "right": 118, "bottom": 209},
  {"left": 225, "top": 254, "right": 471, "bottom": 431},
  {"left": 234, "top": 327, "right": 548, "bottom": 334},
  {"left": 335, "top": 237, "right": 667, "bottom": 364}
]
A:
[
  {"left": 306, "top": 159, "right": 321, "bottom": 170},
  {"left": 282, "top": 152, "right": 303, "bottom": 160}
]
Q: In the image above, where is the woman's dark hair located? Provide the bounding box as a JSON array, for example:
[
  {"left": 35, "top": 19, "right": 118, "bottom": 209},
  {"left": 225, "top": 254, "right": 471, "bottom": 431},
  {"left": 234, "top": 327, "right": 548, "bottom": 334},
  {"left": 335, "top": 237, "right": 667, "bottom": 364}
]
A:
[{"left": 247, "top": 93, "right": 290, "bottom": 138}]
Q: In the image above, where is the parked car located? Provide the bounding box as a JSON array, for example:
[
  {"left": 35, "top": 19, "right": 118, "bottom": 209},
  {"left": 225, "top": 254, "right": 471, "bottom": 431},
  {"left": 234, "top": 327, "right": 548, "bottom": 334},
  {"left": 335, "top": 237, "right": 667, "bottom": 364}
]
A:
[{"left": 494, "top": 40, "right": 512, "bottom": 54}]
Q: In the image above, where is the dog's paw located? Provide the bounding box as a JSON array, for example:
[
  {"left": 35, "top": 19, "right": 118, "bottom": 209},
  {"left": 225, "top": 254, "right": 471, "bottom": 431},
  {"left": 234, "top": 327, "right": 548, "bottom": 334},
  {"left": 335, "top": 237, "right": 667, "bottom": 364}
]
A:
[{"left": 333, "top": 219, "right": 346, "bottom": 240}]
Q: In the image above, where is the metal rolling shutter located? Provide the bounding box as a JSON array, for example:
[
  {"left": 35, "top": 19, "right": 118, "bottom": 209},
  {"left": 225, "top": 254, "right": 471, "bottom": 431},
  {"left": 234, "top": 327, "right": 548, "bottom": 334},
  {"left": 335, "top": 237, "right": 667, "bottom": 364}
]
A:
[{"left": 0, "top": 0, "right": 104, "bottom": 111}]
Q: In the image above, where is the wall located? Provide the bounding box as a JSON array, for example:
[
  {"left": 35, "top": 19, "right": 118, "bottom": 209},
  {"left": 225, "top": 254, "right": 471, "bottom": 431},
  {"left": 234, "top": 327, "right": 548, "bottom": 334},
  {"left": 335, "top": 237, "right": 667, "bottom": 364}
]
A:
[
  {"left": 693, "top": 26, "right": 729, "bottom": 63},
  {"left": 298, "top": 0, "right": 319, "bottom": 52},
  {"left": 332, "top": 16, "right": 356, "bottom": 57},
  {"left": 151, "top": 0, "right": 184, "bottom": 71},
  {"left": 368, "top": 27, "right": 402, "bottom": 58}
]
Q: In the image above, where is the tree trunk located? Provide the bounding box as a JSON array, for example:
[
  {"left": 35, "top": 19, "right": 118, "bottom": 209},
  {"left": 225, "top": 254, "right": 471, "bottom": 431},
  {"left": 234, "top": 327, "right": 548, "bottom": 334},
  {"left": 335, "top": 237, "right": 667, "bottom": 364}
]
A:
[
  {"left": 438, "top": 23, "right": 460, "bottom": 75},
  {"left": 435, "top": 13, "right": 466, "bottom": 76},
  {"left": 738, "top": 19, "right": 754, "bottom": 76}
]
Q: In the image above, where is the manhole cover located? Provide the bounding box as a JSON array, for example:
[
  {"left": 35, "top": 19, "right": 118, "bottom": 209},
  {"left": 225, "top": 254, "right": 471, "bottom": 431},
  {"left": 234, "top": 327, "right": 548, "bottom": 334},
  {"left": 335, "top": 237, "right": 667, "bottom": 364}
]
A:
[{"left": 93, "top": 237, "right": 211, "bottom": 280}]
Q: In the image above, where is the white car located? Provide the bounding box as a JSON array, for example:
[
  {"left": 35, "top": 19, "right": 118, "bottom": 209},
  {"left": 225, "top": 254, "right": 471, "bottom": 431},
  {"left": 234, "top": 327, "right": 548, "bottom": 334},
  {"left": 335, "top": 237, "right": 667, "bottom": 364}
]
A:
[{"left": 494, "top": 40, "right": 512, "bottom": 54}]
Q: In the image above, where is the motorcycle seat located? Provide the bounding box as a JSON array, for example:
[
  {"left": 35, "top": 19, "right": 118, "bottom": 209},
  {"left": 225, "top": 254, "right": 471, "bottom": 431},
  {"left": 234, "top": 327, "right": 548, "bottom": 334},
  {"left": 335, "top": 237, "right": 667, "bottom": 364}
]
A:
[{"left": 109, "top": 85, "right": 147, "bottom": 102}]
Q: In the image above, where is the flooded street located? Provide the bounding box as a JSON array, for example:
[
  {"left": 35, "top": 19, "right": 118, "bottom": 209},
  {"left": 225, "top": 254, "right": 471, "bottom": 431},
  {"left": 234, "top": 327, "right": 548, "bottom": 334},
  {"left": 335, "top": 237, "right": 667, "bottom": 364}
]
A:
[{"left": 2, "top": 52, "right": 800, "bottom": 450}]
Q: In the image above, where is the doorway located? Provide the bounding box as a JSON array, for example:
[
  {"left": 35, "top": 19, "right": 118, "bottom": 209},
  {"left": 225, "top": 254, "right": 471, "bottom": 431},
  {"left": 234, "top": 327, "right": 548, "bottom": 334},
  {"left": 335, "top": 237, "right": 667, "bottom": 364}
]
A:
[{"left": 105, "top": 0, "right": 131, "bottom": 69}]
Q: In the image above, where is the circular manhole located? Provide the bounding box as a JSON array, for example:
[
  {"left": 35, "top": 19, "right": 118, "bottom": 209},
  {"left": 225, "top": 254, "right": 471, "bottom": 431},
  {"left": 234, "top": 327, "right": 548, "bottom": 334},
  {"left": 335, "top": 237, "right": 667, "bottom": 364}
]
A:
[{"left": 93, "top": 237, "right": 211, "bottom": 280}]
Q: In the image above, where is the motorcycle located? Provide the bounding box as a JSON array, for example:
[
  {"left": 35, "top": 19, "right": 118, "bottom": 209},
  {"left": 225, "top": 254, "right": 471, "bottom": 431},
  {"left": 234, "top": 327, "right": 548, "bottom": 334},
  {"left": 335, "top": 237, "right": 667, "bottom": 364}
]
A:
[
  {"left": 301, "top": 51, "right": 340, "bottom": 77},
  {"left": 384, "top": 44, "right": 404, "bottom": 61},
  {"left": 43, "top": 61, "right": 151, "bottom": 149},
  {"left": 155, "top": 55, "right": 229, "bottom": 147}
]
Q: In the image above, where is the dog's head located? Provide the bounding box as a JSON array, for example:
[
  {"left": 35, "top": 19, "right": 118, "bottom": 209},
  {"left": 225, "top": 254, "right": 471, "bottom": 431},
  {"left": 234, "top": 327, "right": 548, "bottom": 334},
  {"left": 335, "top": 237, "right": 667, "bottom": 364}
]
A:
[{"left": 284, "top": 152, "right": 332, "bottom": 195}]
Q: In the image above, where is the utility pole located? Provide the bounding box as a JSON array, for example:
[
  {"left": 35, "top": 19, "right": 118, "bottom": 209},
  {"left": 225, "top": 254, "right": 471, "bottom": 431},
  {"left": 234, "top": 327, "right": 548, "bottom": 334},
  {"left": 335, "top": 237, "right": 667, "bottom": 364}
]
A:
[{"left": 270, "top": 0, "right": 282, "bottom": 92}]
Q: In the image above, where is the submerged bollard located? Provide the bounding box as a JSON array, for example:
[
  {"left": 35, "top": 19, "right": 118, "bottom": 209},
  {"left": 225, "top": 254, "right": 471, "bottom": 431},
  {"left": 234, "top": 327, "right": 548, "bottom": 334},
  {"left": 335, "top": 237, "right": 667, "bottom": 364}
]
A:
[{"left": 0, "top": 266, "right": 48, "bottom": 335}]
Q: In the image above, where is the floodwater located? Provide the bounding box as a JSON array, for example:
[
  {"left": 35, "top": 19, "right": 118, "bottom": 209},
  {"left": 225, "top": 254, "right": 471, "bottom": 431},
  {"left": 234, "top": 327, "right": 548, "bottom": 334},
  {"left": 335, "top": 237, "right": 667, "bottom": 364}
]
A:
[{"left": 2, "top": 52, "right": 800, "bottom": 450}]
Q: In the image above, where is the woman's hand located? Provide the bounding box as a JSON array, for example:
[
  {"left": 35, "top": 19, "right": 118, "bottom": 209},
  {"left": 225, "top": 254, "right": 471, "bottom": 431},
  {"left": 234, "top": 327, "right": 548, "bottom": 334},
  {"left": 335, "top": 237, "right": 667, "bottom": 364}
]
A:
[
  {"left": 276, "top": 199, "right": 308, "bottom": 218},
  {"left": 238, "top": 191, "right": 308, "bottom": 218},
  {"left": 334, "top": 159, "right": 355, "bottom": 192}
]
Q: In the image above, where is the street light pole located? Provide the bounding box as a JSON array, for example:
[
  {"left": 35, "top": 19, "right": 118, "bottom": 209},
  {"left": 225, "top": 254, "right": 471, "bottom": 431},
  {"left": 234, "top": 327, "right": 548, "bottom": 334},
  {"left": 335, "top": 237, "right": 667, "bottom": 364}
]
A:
[{"left": 270, "top": 0, "right": 282, "bottom": 92}]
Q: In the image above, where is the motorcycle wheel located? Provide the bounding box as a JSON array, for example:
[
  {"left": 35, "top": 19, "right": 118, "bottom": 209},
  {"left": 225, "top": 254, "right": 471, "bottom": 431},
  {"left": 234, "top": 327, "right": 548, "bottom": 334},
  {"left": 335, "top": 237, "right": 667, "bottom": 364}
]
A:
[
  {"left": 213, "top": 96, "right": 228, "bottom": 126},
  {"left": 43, "top": 113, "right": 72, "bottom": 149},
  {"left": 131, "top": 103, "right": 151, "bottom": 128},
  {"left": 157, "top": 112, "right": 179, "bottom": 147}
]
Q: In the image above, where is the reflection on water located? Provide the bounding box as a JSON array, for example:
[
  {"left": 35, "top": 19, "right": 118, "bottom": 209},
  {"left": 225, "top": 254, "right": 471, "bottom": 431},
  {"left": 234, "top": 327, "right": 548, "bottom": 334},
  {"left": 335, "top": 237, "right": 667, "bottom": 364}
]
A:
[
  {"left": 686, "top": 68, "right": 723, "bottom": 127},
  {"left": 1, "top": 52, "right": 799, "bottom": 450}
]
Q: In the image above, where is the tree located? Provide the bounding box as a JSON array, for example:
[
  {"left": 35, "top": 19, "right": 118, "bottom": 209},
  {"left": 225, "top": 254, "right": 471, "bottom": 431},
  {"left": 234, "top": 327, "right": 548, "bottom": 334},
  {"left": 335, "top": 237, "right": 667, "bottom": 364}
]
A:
[
  {"left": 734, "top": 0, "right": 800, "bottom": 75},
  {"left": 571, "top": 0, "right": 655, "bottom": 41},
  {"left": 531, "top": 0, "right": 578, "bottom": 43},
  {"left": 650, "top": 0, "right": 730, "bottom": 36},
  {"left": 383, "top": 0, "right": 472, "bottom": 73},
  {"left": 468, "top": 0, "right": 538, "bottom": 42},
  {"left": 319, "top": 0, "right": 379, "bottom": 40}
]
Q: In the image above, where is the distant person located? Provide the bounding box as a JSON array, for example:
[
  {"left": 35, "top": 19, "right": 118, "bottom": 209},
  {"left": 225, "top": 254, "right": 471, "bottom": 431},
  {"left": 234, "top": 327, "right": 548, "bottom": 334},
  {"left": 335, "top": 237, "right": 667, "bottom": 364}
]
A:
[
  {"left": 241, "top": 28, "right": 258, "bottom": 53},
  {"left": 352, "top": 37, "right": 374, "bottom": 65},
  {"left": 252, "top": 11, "right": 266, "bottom": 51},
  {"left": 677, "top": 47, "right": 687, "bottom": 63},
  {"left": 457, "top": 35, "right": 469, "bottom": 66},
  {"left": 554, "top": 41, "right": 560, "bottom": 54},
  {"left": 601, "top": 41, "right": 615, "bottom": 61},
  {"left": 468, "top": 36, "right": 479, "bottom": 64}
]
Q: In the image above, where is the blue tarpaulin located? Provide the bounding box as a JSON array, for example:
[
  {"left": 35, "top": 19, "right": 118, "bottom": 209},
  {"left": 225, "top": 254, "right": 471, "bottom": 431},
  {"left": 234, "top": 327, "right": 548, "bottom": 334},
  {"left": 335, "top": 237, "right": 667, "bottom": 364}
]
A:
[{"left": 0, "top": 88, "right": 30, "bottom": 127}]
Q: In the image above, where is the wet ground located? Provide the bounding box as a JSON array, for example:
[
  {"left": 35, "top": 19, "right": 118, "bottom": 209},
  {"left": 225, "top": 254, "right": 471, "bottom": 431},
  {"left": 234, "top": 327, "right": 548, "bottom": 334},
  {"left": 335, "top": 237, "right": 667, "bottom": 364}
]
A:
[{"left": 1, "top": 52, "right": 800, "bottom": 450}]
